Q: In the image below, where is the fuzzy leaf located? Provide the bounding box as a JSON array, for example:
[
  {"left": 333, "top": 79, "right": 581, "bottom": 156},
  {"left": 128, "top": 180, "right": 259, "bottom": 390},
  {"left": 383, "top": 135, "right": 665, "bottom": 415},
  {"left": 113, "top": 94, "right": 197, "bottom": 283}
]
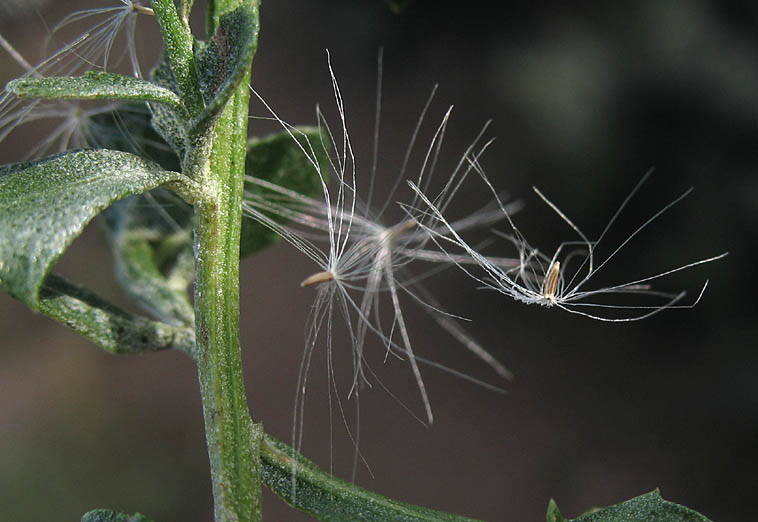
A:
[
  {"left": 261, "top": 434, "right": 480, "bottom": 522},
  {"left": 87, "top": 103, "right": 181, "bottom": 172},
  {"left": 86, "top": 106, "right": 194, "bottom": 324},
  {"left": 151, "top": 0, "right": 203, "bottom": 115},
  {"left": 0, "top": 149, "right": 180, "bottom": 309},
  {"left": 547, "top": 499, "right": 568, "bottom": 522},
  {"left": 193, "top": 4, "right": 259, "bottom": 132},
  {"left": 6, "top": 72, "right": 185, "bottom": 111},
  {"left": 241, "top": 127, "right": 329, "bottom": 257},
  {"left": 548, "top": 490, "right": 713, "bottom": 522},
  {"left": 149, "top": 53, "right": 189, "bottom": 158},
  {"left": 103, "top": 192, "right": 195, "bottom": 325},
  {"left": 94, "top": 123, "right": 328, "bottom": 268},
  {"left": 81, "top": 509, "right": 155, "bottom": 522},
  {"left": 38, "top": 274, "right": 195, "bottom": 357}
]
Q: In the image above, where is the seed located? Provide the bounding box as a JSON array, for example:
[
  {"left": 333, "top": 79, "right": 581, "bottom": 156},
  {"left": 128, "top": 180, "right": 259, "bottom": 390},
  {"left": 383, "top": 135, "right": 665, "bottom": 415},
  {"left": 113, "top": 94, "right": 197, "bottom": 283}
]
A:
[
  {"left": 542, "top": 261, "right": 560, "bottom": 301},
  {"left": 300, "top": 270, "right": 334, "bottom": 287}
]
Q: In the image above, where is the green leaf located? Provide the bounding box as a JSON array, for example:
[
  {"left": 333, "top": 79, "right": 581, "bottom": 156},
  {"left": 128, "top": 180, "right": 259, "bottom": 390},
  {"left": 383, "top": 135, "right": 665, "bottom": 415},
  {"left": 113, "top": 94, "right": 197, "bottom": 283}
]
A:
[
  {"left": 149, "top": 53, "right": 190, "bottom": 159},
  {"left": 151, "top": 0, "right": 204, "bottom": 115},
  {"left": 87, "top": 103, "right": 181, "bottom": 172},
  {"left": 193, "top": 4, "right": 259, "bottom": 133},
  {"left": 38, "top": 274, "right": 195, "bottom": 358},
  {"left": 0, "top": 149, "right": 181, "bottom": 310},
  {"left": 103, "top": 191, "right": 195, "bottom": 325},
  {"left": 86, "top": 104, "right": 194, "bottom": 324},
  {"left": 149, "top": 4, "right": 260, "bottom": 155},
  {"left": 81, "top": 509, "right": 156, "bottom": 522},
  {"left": 6, "top": 72, "right": 185, "bottom": 111},
  {"left": 85, "top": 104, "right": 195, "bottom": 322},
  {"left": 241, "top": 127, "right": 329, "bottom": 257},
  {"left": 547, "top": 499, "right": 568, "bottom": 522},
  {"left": 548, "top": 490, "right": 713, "bottom": 522},
  {"left": 260, "top": 434, "right": 481, "bottom": 522}
]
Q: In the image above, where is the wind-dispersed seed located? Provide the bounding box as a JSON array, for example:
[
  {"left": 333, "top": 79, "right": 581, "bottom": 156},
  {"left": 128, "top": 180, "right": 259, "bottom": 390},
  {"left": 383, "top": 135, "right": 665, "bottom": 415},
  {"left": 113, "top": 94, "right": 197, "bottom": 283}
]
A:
[
  {"left": 542, "top": 261, "right": 560, "bottom": 302},
  {"left": 300, "top": 270, "right": 334, "bottom": 287}
]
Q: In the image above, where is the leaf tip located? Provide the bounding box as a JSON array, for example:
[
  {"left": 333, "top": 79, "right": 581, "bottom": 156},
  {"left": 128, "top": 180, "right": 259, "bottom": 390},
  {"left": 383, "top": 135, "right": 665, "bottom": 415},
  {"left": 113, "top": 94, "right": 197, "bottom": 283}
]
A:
[{"left": 546, "top": 498, "right": 566, "bottom": 522}]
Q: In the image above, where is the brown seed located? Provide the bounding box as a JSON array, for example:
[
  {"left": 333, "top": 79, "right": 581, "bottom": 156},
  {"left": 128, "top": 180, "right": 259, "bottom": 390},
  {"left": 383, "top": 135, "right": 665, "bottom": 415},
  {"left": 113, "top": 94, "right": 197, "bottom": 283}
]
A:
[
  {"left": 134, "top": 4, "right": 155, "bottom": 16},
  {"left": 300, "top": 271, "right": 334, "bottom": 287},
  {"left": 397, "top": 220, "right": 416, "bottom": 233},
  {"left": 542, "top": 261, "right": 561, "bottom": 301}
]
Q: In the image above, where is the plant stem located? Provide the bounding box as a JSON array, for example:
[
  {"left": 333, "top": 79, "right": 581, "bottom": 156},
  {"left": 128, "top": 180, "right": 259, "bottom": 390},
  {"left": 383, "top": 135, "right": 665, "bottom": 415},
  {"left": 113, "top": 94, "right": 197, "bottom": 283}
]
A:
[{"left": 194, "top": 1, "right": 260, "bottom": 521}]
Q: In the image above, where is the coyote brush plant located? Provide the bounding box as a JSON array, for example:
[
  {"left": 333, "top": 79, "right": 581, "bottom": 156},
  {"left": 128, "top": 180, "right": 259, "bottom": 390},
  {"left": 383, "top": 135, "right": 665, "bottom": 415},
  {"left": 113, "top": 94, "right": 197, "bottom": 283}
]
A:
[{"left": 0, "top": 1, "right": 723, "bottom": 521}]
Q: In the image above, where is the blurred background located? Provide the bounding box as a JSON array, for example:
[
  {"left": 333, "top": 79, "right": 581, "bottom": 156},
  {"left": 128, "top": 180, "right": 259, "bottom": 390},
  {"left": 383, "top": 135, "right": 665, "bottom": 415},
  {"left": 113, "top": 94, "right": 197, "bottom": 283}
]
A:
[{"left": 1, "top": 1, "right": 755, "bottom": 520}]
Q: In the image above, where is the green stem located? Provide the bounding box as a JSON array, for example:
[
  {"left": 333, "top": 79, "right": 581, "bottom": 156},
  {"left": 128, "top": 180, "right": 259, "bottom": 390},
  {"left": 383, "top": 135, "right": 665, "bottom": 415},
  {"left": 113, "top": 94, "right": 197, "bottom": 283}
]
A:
[
  {"left": 193, "top": 1, "right": 261, "bottom": 521},
  {"left": 195, "top": 194, "right": 261, "bottom": 522}
]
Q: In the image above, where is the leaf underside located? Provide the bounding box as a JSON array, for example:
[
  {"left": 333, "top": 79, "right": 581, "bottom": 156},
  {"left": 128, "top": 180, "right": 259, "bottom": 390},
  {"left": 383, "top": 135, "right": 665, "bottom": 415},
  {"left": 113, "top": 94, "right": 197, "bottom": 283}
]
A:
[
  {"left": 85, "top": 104, "right": 195, "bottom": 324},
  {"left": 149, "top": 51, "right": 189, "bottom": 158},
  {"left": 193, "top": 4, "right": 259, "bottom": 131},
  {"left": 103, "top": 191, "right": 195, "bottom": 325}
]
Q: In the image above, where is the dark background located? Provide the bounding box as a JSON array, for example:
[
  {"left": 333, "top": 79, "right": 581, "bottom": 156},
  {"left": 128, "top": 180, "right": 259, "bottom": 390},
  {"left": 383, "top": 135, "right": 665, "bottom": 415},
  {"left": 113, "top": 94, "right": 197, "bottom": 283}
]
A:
[{"left": 1, "top": 1, "right": 755, "bottom": 521}]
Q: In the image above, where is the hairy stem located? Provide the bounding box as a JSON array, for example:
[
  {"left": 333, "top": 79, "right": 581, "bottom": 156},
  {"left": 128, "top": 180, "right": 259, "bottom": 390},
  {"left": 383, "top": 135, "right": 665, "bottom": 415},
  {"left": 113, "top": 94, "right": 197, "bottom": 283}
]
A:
[{"left": 193, "top": 1, "right": 261, "bottom": 521}]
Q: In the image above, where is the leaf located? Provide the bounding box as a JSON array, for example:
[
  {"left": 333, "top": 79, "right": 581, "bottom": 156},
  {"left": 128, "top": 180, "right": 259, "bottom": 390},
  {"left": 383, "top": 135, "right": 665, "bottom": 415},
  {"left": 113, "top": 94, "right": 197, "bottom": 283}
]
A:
[
  {"left": 6, "top": 72, "right": 185, "bottom": 111},
  {"left": 84, "top": 103, "right": 195, "bottom": 324},
  {"left": 547, "top": 499, "right": 567, "bottom": 522},
  {"left": 151, "top": 0, "right": 204, "bottom": 115},
  {"left": 260, "top": 434, "right": 481, "bottom": 522},
  {"left": 149, "top": 52, "right": 189, "bottom": 158},
  {"left": 93, "top": 121, "right": 327, "bottom": 274},
  {"left": 547, "top": 490, "right": 713, "bottom": 522},
  {"left": 150, "top": 4, "right": 259, "bottom": 152},
  {"left": 103, "top": 191, "right": 195, "bottom": 325},
  {"left": 193, "top": 4, "right": 259, "bottom": 133},
  {"left": 87, "top": 103, "right": 181, "bottom": 172},
  {"left": 81, "top": 509, "right": 156, "bottom": 522},
  {"left": 0, "top": 149, "right": 181, "bottom": 310},
  {"left": 38, "top": 274, "right": 195, "bottom": 358},
  {"left": 241, "top": 127, "right": 329, "bottom": 257}
]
